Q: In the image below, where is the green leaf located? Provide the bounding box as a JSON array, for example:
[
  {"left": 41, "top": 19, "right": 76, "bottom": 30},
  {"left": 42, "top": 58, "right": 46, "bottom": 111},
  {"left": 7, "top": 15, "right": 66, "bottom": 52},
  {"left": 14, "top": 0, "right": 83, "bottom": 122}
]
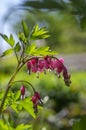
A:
[
  {"left": 10, "top": 34, "right": 15, "bottom": 47},
  {"left": 0, "top": 120, "right": 32, "bottom": 130},
  {"left": 0, "top": 120, "right": 9, "bottom": 130},
  {"left": 11, "top": 104, "right": 19, "bottom": 113},
  {"left": 33, "top": 24, "right": 39, "bottom": 32},
  {"left": 0, "top": 33, "right": 9, "bottom": 43},
  {"left": 14, "top": 90, "right": 20, "bottom": 101},
  {"left": 15, "top": 124, "right": 32, "bottom": 130},
  {"left": 18, "top": 32, "right": 28, "bottom": 44},
  {"left": 20, "top": 98, "right": 36, "bottom": 118},
  {"left": 14, "top": 42, "right": 21, "bottom": 52},
  {"left": 0, "top": 33, "right": 15, "bottom": 47},
  {"left": 25, "top": 43, "right": 36, "bottom": 55},
  {"left": 22, "top": 20, "right": 29, "bottom": 37},
  {"left": 17, "top": 103, "right": 22, "bottom": 111},
  {"left": 25, "top": 44, "right": 57, "bottom": 56},
  {"left": 36, "top": 46, "right": 50, "bottom": 52},
  {"left": 34, "top": 46, "right": 57, "bottom": 56},
  {"left": 30, "top": 24, "right": 50, "bottom": 40},
  {"left": 1, "top": 49, "right": 13, "bottom": 57}
]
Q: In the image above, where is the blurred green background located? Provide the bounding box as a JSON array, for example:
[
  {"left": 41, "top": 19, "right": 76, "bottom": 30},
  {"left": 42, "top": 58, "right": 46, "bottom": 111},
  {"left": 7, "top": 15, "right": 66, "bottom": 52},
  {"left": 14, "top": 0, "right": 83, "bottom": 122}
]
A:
[{"left": 0, "top": 0, "right": 86, "bottom": 130}]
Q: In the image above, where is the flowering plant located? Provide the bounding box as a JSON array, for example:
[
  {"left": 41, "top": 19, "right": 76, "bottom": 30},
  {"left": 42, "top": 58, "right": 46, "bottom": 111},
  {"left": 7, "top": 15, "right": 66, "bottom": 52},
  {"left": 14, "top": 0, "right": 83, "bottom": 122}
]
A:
[{"left": 0, "top": 20, "right": 71, "bottom": 129}]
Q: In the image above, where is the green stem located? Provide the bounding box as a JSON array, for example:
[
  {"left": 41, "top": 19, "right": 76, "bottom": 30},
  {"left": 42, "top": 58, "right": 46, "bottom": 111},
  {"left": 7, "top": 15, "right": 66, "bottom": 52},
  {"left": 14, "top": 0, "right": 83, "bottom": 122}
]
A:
[
  {"left": 0, "top": 64, "right": 21, "bottom": 114},
  {"left": 14, "top": 51, "right": 19, "bottom": 63},
  {"left": 0, "top": 57, "right": 32, "bottom": 114}
]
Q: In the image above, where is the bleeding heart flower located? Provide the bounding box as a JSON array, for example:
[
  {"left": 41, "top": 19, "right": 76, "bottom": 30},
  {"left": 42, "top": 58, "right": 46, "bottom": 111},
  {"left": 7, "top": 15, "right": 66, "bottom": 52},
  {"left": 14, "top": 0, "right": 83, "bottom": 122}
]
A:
[{"left": 31, "top": 92, "right": 43, "bottom": 113}]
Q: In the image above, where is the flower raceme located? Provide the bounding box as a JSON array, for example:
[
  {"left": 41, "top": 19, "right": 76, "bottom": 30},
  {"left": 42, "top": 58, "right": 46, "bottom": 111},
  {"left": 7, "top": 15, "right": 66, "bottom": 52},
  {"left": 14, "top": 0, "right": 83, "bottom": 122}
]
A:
[
  {"left": 31, "top": 92, "right": 43, "bottom": 113},
  {"left": 27, "top": 56, "right": 71, "bottom": 86}
]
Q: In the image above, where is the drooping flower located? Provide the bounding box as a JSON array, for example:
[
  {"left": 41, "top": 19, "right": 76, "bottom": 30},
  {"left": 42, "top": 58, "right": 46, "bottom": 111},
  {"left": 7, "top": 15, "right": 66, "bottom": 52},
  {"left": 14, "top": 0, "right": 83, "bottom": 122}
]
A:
[
  {"left": 50, "top": 58, "right": 64, "bottom": 75},
  {"left": 38, "top": 59, "right": 45, "bottom": 72},
  {"left": 27, "top": 57, "right": 38, "bottom": 74},
  {"left": 31, "top": 92, "right": 43, "bottom": 113},
  {"left": 44, "top": 55, "right": 51, "bottom": 69},
  {"left": 20, "top": 85, "right": 25, "bottom": 100},
  {"left": 63, "top": 66, "right": 71, "bottom": 86},
  {"left": 27, "top": 61, "right": 31, "bottom": 74}
]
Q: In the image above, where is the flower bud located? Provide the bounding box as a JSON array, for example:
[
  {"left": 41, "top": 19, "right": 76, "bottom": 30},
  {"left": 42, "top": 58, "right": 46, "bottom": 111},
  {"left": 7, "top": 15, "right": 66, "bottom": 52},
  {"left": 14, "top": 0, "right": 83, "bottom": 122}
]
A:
[{"left": 20, "top": 85, "right": 25, "bottom": 100}]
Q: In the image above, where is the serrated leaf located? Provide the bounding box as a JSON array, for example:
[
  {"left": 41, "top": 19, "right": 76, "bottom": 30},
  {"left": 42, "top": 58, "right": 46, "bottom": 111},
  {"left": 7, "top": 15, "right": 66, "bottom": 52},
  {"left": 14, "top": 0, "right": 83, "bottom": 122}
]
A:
[
  {"left": 10, "top": 34, "right": 15, "bottom": 47},
  {"left": 14, "top": 90, "right": 20, "bottom": 101},
  {"left": 25, "top": 44, "right": 57, "bottom": 56},
  {"left": 34, "top": 48, "right": 57, "bottom": 56},
  {"left": 14, "top": 42, "right": 21, "bottom": 52},
  {"left": 18, "top": 32, "right": 28, "bottom": 44},
  {"left": 37, "top": 46, "right": 50, "bottom": 52},
  {"left": 1, "top": 49, "right": 13, "bottom": 57},
  {"left": 22, "top": 20, "right": 29, "bottom": 37},
  {"left": 15, "top": 124, "right": 32, "bottom": 130},
  {"left": 21, "top": 98, "right": 36, "bottom": 118},
  {"left": 25, "top": 43, "right": 36, "bottom": 55},
  {"left": 11, "top": 104, "right": 19, "bottom": 113},
  {"left": 30, "top": 25, "right": 50, "bottom": 40},
  {"left": 0, "top": 33, "right": 15, "bottom": 47},
  {"left": 33, "top": 24, "right": 38, "bottom": 32},
  {"left": 0, "top": 33, "right": 9, "bottom": 42}
]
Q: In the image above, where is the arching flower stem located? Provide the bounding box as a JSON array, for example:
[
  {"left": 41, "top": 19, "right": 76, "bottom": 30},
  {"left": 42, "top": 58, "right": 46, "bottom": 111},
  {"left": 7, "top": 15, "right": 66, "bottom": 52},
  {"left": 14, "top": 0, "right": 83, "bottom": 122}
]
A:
[
  {"left": 11, "top": 80, "right": 35, "bottom": 93},
  {"left": 0, "top": 57, "right": 35, "bottom": 114}
]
